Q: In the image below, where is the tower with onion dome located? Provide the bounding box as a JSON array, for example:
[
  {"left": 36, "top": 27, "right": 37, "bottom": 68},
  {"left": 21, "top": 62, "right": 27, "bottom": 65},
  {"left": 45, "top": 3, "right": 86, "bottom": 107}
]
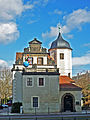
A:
[{"left": 49, "top": 32, "right": 72, "bottom": 78}]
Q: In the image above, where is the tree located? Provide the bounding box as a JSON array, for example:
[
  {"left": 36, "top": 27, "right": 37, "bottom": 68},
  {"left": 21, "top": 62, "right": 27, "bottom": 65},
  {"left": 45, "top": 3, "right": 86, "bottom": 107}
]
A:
[
  {"left": 73, "top": 72, "right": 90, "bottom": 108},
  {"left": 74, "top": 73, "right": 90, "bottom": 96},
  {"left": 0, "top": 68, "right": 12, "bottom": 104}
]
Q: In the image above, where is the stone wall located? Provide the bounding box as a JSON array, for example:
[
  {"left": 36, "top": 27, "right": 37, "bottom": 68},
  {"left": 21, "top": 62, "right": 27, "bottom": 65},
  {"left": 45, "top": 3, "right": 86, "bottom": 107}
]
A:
[
  {"left": 22, "top": 74, "right": 60, "bottom": 113},
  {"left": 59, "top": 90, "right": 82, "bottom": 112}
]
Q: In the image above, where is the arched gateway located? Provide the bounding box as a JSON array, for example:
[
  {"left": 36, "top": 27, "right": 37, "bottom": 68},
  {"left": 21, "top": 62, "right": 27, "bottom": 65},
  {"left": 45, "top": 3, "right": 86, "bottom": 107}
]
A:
[{"left": 61, "top": 93, "right": 75, "bottom": 112}]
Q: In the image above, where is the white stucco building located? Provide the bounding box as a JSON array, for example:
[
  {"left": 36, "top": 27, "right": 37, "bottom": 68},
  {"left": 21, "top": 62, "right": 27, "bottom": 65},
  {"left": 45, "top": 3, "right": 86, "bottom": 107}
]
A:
[
  {"left": 12, "top": 32, "right": 82, "bottom": 113},
  {"left": 49, "top": 32, "right": 72, "bottom": 78}
]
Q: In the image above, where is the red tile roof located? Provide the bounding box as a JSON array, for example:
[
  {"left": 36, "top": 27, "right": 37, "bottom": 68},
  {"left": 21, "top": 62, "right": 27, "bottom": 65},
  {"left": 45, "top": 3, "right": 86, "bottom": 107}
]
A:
[
  {"left": 59, "top": 76, "right": 75, "bottom": 84},
  {"left": 59, "top": 76, "right": 81, "bottom": 90}
]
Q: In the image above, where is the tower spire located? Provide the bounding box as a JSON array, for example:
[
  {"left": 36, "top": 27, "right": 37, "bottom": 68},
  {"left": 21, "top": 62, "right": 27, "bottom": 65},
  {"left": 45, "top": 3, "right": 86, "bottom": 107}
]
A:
[{"left": 58, "top": 22, "right": 61, "bottom": 33}]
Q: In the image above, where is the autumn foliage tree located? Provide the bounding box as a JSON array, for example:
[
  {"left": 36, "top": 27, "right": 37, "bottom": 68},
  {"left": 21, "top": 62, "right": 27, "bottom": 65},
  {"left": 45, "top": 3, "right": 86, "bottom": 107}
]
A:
[
  {"left": 74, "top": 73, "right": 90, "bottom": 96},
  {"left": 0, "top": 68, "right": 12, "bottom": 104}
]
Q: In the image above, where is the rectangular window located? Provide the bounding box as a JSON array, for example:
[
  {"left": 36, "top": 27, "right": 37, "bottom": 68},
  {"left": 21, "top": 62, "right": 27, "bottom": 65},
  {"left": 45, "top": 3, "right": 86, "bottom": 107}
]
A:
[
  {"left": 27, "top": 78, "right": 33, "bottom": 86},
  {"left": 38, "top": 57, "right": 43, "bottom": 65},
  {"left": 33, "top": 97, "right": 38, "bottom": 108},
  {"left": 76, "top": 101, "right": 80, "bottom": 105},
  {"left": 68, "top": 73, "right": 70, "bottom": 78},
  {"left": 39, "top": 78, "right": 44, "bottom": 86},
  {"left": 60, "top": 53, "right": 64, "bottom": 59}
]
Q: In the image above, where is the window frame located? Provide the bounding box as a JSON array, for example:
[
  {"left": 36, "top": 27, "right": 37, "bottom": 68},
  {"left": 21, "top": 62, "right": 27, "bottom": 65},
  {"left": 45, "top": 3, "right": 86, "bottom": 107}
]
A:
[
  {"left": 31, "top": 96, "right": 39, "bottom": 108},
  {"left": 37, "top": 77, "right": 45, "bottom": 87},
  {"left": 37, "top": 57, "right": 43, "bottom": 65},
  {"left": 26, "top": 77, "right": 34, "bottom": 87},
  {"left": 68, "top": 73, "right": 70, "bottom": 78},
  {"left": 60, "top": 53, "right": 64, "bottom": 60}
]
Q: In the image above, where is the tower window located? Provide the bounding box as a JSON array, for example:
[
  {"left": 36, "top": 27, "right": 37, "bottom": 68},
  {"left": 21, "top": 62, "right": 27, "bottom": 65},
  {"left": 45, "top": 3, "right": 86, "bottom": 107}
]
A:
[
  {"left": 68, "top": 73, "right": 70, "bottom": 78},
  {"left": 60, "top": 53, "right": 64, "bottom": 59}
]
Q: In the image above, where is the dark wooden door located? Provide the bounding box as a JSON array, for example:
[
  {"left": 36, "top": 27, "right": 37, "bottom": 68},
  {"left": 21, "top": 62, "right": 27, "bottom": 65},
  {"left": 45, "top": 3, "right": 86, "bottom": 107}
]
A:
[{"left": 64, "top": 95, "right": 73, "bottom": 112}]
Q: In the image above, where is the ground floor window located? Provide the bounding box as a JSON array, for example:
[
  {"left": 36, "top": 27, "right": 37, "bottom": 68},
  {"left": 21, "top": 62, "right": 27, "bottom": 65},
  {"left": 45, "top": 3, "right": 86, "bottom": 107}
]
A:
[{"left": 33, "top": 97, "right": 39, "bottom": 108}]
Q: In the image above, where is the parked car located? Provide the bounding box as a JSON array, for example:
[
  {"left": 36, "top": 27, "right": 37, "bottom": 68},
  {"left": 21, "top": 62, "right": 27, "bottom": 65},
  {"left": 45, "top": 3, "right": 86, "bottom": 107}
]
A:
[
  {"left": 0, "top": 105, "right": 3, "bottom": 109},
  {"left": 2, "top": 104, "right": 8, "bottom": 108}
]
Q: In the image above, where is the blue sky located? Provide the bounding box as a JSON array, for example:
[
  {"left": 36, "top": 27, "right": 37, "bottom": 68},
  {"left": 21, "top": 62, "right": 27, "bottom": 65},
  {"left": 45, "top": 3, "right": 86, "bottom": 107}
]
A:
[{"left": 0, "top": 0, "right": 90, "bottom": 75}]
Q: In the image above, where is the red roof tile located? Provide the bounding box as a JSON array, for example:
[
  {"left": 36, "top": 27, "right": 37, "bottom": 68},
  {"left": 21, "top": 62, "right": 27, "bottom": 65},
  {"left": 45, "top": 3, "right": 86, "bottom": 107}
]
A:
[
  {"left": 59, "top": 76, "right": 81, "bottom": 90},
  {"left": 59, "top": 76, "right": 75, "bottom": 84}
]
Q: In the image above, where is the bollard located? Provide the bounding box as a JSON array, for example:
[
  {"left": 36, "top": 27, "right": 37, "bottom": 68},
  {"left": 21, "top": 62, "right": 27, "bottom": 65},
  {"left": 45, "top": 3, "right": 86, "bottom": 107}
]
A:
[
  {"left": 35, "top": 107, "right": 36, "bottom": 115},
  {"left": 74, "top": 117, "right": 76, "bottom": 120},
  {"left": 62, "top": 117, "right": 63, "bottom": 120},
  {"left": 48, "top": 107, "right": 49, "bottom": 115},
  {"left": 20, "top": 106, "right": 23, "bottom": 114}
]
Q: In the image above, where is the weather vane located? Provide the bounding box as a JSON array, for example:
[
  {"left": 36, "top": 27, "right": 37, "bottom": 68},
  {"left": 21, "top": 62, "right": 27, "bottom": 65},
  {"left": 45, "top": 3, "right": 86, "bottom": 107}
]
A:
[{"left": 58, "top": 22, "right": 61, "bottom": 33}]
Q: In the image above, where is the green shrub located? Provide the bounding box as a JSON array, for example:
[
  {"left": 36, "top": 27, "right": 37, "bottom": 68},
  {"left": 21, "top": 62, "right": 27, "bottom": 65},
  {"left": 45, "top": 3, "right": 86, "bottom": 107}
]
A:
[{"left": 11, "top": 102, "right": 22, "bottom": 113}]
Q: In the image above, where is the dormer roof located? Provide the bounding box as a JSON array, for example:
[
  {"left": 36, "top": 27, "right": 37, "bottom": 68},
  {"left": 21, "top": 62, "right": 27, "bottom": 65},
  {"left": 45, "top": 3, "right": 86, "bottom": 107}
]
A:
[{"left": 29, "top": 38, "right": 42, "bottom": 44}]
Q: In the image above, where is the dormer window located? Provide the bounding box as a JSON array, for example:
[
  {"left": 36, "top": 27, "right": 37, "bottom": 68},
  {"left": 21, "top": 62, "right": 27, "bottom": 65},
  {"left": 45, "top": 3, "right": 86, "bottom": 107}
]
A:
[
  {"left": 37, "top": 57, "right": 43, "bottom": 65},
  {"left": 60, "top": 53, "right": 64, "bottom": 60}
]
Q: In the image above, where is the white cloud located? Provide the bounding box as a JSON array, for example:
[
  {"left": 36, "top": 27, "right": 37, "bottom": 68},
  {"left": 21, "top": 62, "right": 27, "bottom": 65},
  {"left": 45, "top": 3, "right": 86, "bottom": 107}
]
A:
[
  {"left": 83, "top": 43, "right": 90, "bottom": 47},
  {"left": 0, "top": 59, "right": 8, "bottom": 68},
  {"left": 42, "top": 0, "right": 49, "bottom": 6},
  {"left": 42, "top": 26, "right": 58, "bottom": 38},
  {"left": 0, "top": 59, "right": 14, "bottom": 69},
  {"left": 0, "top": 22, "right": 19, "bottom": 44},
  {"left": 0, "top": 0, "right": 34, "bottom": 44},
  {"left": 28, "top": 19, "right": 38, "bottom": 24},
  {"left": 32, "top": 0, "right": 49, "bottom": 7},
  {"left": 42, "top": 8, "right": 90, "bottom": 38},
  {"left": 0, "top": 0, "right": 33, "bottom": 21},
  {"left": 49, "top": 9, "right": 62, "bottom": 15},
  {"left": 54, "top": 9, "right": 62, "bottom": 15},
  {"left": 66, "top": 34, "right": 73, "bottom": 39},
  {"left": 0, "top": 0, "right": 50, "bottom": 44},
  {"left": 62, "top": 9, "right": 90, "bottom": 33},
  {"left": 72, "top": 53, "right": 90, "bottom": 66}
]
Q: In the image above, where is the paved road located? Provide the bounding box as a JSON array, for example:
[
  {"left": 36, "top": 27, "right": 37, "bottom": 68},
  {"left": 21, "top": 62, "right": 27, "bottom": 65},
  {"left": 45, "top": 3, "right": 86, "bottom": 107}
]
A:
[
  {"left": 0, "top": 107, "right": 11, "bottom": 114},
  {"left": 0, "top": 112, "right": 90, "bottom": 119},
  {"left": 0, "top": 108, "right": 90, "bottom": 120}
]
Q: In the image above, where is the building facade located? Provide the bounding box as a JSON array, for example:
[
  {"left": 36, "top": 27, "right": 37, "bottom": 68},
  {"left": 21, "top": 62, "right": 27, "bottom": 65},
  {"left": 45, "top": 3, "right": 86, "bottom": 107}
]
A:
[{"left": 12, "top": 33, "right": 82, "bottom": 113}]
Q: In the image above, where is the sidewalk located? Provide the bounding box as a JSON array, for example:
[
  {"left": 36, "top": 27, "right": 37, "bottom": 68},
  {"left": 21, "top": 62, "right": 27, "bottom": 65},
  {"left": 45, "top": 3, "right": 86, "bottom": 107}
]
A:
[{"left": 0, "top": 110, "right": 90, "bottom": 116}]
